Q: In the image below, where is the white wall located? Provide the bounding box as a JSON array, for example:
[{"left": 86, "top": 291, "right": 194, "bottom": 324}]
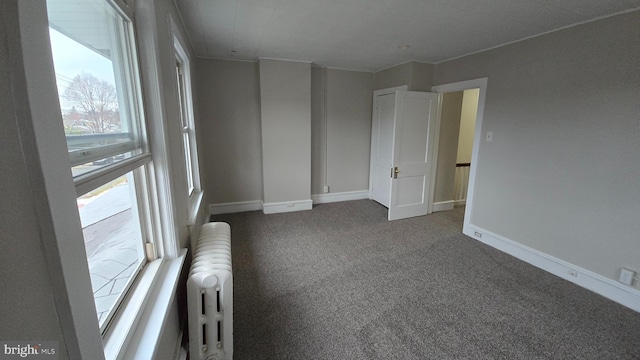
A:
[
  {"left": 374, "top": 62, "right": 413, "bottom": 90},
  {"left": 201, "top": 60, "right": 374, "bottom": 207},
  {"left": 434, "top": 11, "right": 640, "bottom": 285},
  {"left": 311, "top": 67, "right": 328, "bottom": 195},
  {"left": 312, "top": 68, "right": 374, "bottom": 195},
  {"left": 409, "top": 62, "right": 435, "bottom": 92},
  {"left": 456, "top": 89, "right": 479, "bottom": 164},
  {"left": 434, "top": 91, "right": 463, "bottom": 203},
  {"left": 259, "top": 59, "right": 312, "bottom": 205},
  {"left": 373, "top": 61, "right": 434, "bottom": 91},
  {"left": 197, "top": 59, "right": 263, "bottom": 204},
  {"left": 326, "top": 69, "right": 374, "bottom": 193}
]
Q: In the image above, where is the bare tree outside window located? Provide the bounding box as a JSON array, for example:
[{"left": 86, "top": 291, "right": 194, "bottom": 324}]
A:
[{"left": 64, "top": 72, "right": 120, "bottom": 134}]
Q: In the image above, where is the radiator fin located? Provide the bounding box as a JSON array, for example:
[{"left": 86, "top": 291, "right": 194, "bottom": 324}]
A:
[{"left": 188, "top": 222, "right": 233, "bottom": 360}]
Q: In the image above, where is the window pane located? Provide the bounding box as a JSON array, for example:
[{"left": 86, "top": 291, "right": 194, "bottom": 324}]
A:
[
  {"left": 176, "top": 58, "right": 198, "bottom": 196},
  {"left": 78, "top": 172, "right": 146, "bottom": 330},
  {"left": 47, "top": 0, "right": 145, "bottom": 175},
  {"left": 183, "top": 132, "right": 194, "bottom": 195}
]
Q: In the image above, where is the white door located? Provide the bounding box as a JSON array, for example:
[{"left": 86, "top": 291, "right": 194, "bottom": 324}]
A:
[
  {"left": 388, "top": 91, "right": 438, "bottom": 221},
  {"left": 369, "top": 92, "right": 397, "bottom": 207}
]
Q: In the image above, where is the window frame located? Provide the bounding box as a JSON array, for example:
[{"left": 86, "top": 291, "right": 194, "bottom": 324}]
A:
[
  {"left": 46, "top": 0, "right": 161, "bottom": 338},
  {"left": 176, "top": 59, "right": 195, "bottom": 196},
  {"left": 173, "top": 29, "right": 202, "bottom": 224}
]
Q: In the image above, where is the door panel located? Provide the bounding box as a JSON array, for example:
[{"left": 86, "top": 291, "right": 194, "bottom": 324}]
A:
[
  {"left": 396, "top": 176, "right": 426, "bottom": 205},
  {"left": 388, "top": 91, "right": 438, "bottom": 221},
  {"left": 397, "top": 98, "right": 430, "bottom": 164},
  {"left": 377, "top": 95, "right": 395, "bottom": 162}
]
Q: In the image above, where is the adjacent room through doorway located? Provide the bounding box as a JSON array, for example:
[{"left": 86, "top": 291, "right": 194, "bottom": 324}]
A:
[
  {"left": 432, "top": 77, "right": 488, "bottom": 235},
  {"left": 433, "top": 88, "right": 480, "bottom": 219}
]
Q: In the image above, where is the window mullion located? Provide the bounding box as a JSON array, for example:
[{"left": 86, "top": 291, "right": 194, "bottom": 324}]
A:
[{"left": 74, "top": 153, "right": 151, "bottom": 197}]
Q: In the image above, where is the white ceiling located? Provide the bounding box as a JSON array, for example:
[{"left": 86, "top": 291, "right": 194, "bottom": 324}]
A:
[{"left": 174, "top": 0, "right": 640, "bottom": 72}]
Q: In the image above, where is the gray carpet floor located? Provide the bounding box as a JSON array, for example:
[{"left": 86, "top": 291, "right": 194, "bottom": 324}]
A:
[{"left": 211, "top": 200, "right": 640, "bottom": 359}]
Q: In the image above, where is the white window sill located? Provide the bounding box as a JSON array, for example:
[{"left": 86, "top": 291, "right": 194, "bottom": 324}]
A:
[{"left": 103, "top": 249, "right": 187, "bottom": 360}]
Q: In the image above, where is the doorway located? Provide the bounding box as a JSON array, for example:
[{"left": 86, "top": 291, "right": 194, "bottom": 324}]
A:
[
  {"left": 431, "top": 78, "right": 488, "bottom": 235},
  {"left": 432, "top": 89, "right": 478, "bottom": 210}
]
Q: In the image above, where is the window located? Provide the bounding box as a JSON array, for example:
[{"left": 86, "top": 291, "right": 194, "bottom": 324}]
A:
[
  {"left": 174, "top": 40, "right": 200, "bottom": 199},
  {"left": 47, "top": 0, "right": 156, "bottom": 333}
]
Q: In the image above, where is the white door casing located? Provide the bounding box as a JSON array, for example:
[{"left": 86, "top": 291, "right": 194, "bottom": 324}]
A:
[
  {"left": 431, "top": 78, "right": 488, "bottom": 235},
  {"left": 388, "top": 91, "right": 438, "bottom": 221}
]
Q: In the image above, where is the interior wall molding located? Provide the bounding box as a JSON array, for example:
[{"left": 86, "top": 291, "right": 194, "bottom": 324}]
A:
[
  {"left": 432, "top": 200, "right": 455, "bottom": 212},
  {"left": 312, "top": 190, "right": 369, "bottom": 204},
  {"left": 262, "top": 199, "right": 313, "bottom": 214},
  {"left": 209, "top": 201, "right": 262, "bottom": 215},
  {"left": 464, "top": 224, "right": 640, "bottom": 313}
]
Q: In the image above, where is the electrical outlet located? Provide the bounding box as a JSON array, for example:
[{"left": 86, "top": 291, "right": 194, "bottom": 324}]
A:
[
  {"left": 619, "top": 268, "right": 635, "bottom": 286},
  {"left": 486, "top": 131, "right": 493, "bottom": 142},
  {"left": 323, "top": 185, "right": 330, "bottom": 193}
]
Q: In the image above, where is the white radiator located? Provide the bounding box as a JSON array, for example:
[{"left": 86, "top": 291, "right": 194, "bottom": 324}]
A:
[{"left": 188, "top": 222, "right": 233, "bottom": 360}]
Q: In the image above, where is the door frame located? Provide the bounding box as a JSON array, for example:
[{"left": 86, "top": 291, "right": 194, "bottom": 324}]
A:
[
  {"left": 430, "top": 78, "right": 488, "bottom": 234},
  {"left": 368, "top": 85, "right": 408, "bottom": 202}
]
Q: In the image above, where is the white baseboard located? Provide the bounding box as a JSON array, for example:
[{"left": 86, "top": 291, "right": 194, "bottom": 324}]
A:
[
  {"left": 263, "top": 199, "right": 313, "bottom": 214},
  {"left": 210, "top": 192, "right": 369, "bottom": 216},
  {"left": 209, "top": 200, "right": 262, "bottom": 215},
  {"left": 312, "top": 190, "right": 369, "bottom": 204},
  {"left": 432, "top": 200, "right": 455, "bottom": 212},
  {"left": 454, "top": 199, "right": 466, "bottom": 206},
  {"left": 464, "top": 224, "right": 640, "bottom": 313}
]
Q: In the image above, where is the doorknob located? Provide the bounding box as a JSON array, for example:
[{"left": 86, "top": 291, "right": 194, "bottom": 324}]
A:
[{"left": 394, "top": 167, "right": 399, "bottom": 179}]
